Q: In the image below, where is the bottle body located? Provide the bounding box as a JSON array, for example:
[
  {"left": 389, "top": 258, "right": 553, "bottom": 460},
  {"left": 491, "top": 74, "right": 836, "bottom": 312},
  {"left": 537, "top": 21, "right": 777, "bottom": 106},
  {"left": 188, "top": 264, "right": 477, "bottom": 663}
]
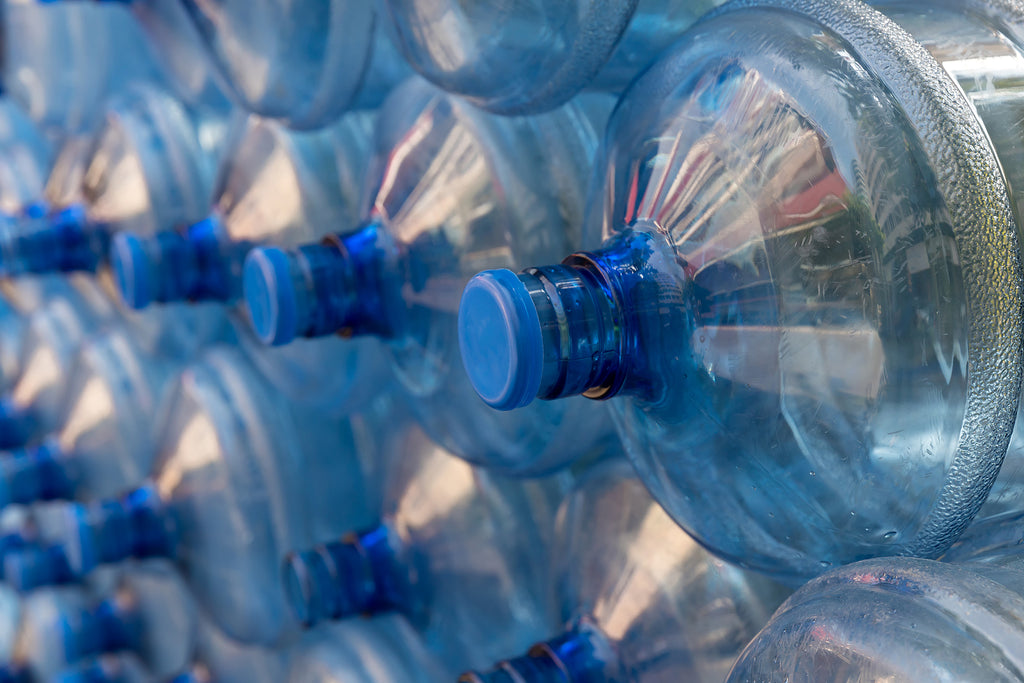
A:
[
  {"left": 380, "top": 0, "right": 723, "bottom": 114},
  {"left": 175, "top": 0, "right": 408, "bottom": 128},
  {"left": 459, "top": 0, "right": 1023, "bottom": 582}
]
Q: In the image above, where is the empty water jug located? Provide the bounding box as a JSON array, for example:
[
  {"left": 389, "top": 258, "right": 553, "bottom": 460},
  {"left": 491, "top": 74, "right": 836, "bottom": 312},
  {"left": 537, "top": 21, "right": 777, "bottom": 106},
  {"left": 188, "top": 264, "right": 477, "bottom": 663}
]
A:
[
  {"left": 243, "top": 77, "right": 614, "bottom": 474},
  {"left": 111, "top": 111, "right": 387, "bottom": 415},
  {"left": 52, "top": 346, "right": 387, "bottom": 645},
  {"left": 287, "top": 616, "right": 445, "bottom": 683},
  {"left": 728, "top": 552, "right": 1024, "bottom": 681},
  {"left": 8, "top": 562, "right": 195, "bottom": 681},
  {"left": 174, "top": 0, "right": 407, "bottom": 129},
  {"left": 458, "top": 0, "right": 1024, "bottom": 582},
  {"left": 381, "top": 0, "right": 722, "bottom": 114},
  {"left": 0, "top": 82, "right": 228, "bottom": 277},
  {"left": 464, "top": 461, "right": 790, "bottom": 683},
  {"left": 283, "top": 427, "right": 563, "bottom": 672},
  {"left": 3, "top": 0, "right": 163, "bottom": 136}
]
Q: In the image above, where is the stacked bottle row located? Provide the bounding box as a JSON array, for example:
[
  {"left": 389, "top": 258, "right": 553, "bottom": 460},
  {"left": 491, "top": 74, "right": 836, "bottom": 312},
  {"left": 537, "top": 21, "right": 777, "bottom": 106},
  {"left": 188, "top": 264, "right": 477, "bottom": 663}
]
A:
[{"left": 0, "top": 0, "right": 1023, "bottom": 681}]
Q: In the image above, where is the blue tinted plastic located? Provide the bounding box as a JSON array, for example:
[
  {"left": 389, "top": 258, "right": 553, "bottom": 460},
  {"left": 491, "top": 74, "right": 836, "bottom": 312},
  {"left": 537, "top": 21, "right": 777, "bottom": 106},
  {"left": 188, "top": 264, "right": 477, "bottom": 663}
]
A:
[
  {"left": 111, "top": 111, "right": 386, "bottom": 416},
  {"left": 55, "top": 653, "right": 155, "bottom": 683},
  {"left": 0, "top": 99, "right": 53, "bottom": 215},
  {"left": 0, "top": 82, "right": 228, "bottom": 276},
  {"left": 175, "top": 1, "right": 408, "bottom": 129},
  {"left": 54, "top": 347, "right": 390, "bottom": 645},
  {"left": 464, "top": 462, "right": 790, "bottom": 683},
  {"left": 380, "top": 0, "right": 722, "bottom": 114},
  {"left": 243, "top": 78, "right": 616, "bottom": 474},
  {"left": 728, "top": 553, "right": 1024, "bottom": 681},
  {"left": 459, "top": 1, "right": 1024, "bottom": 581},
  {"left": 286, "top": 616, "right": 447, "bottom": 682},
  {"left": 283, "top": 427, "right": 564, "bottom": 671},
  {"left": 2, "top": 1, "right": 163, "bottom": 136}
]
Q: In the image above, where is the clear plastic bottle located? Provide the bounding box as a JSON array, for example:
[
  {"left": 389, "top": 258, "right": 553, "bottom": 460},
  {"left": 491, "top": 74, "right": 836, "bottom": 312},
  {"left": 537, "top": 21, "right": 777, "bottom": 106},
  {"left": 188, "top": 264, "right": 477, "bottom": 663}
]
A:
[
  {"left": 0, "top": 328, "right": 198, "bottom": 512},
  {"left": 110, "top": 111, "right": 388, "bottom": 416},
  {"left": 464, "top": 461, "right": 790, "bottom": 683},
  {"left": 51, "top": 346, "right": 386, "bottom": 646},
  {"left": 380, "top": 0, "right": 722, "bottom": 114},
  {"left": 282, "top": 426, "right": 564, "bottom": 672},
  {"left": 287, "top": 616, "right": 446, "bottom": 683},
  {"left": 8, "top": 561, "right": 195, "bottom": 681},
  {"left": 55, "top": 653, "right": 157, "bottom": 683},
  {"left": 174, "top": 0, "right": 408, "bottom": 129},
  {"left": 2, "top": 0, "right": 163, "bottom": 137},
  {"left": 728, "top": 552, "right": 1024, "bottom": 681},
  {"left": 457, "top": 0, "right": 1024, "bottom": 582},
  {"left": 0, "top": 82, "right": 228, "bottom": 277},
  {"left": 243, "top": 77, "right": 615, "bottom": 474}
]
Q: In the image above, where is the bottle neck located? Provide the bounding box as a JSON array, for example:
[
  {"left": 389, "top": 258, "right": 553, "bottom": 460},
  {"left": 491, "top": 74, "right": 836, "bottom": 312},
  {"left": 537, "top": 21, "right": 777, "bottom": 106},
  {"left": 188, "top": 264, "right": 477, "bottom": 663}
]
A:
[
  {"left": 4, "top": 543, "right": 74, "bottom": 591},
  {"left": 460, "top": 227, "right": 672, "bottom": 410},
  {"left": 0, "top": 397, "right": 37, "bottom": 449},
  {"left": 0, "top": 204, "right": 104, "bottom": 276},
  {"left": 64, "top": 485, "right": 176, "bottom": 574},
  {"left": 462, "top": 624, "right": 615, "bottom": 683},
  {"left": 67, "top": 591, "right": 142, "bottom": 661},
  {"left": 0, "top": 664, "right": 29, "bottom": 683},
  {"left": 242, "top": 221, "right": 397, "bottom": 346},
  {"left": 0, "top": 440, "right": 74, "bottom": 507},
  {"left": 111, "top": 215, "right": 238, "bottom": 309},
  {"left": 283, "top": 523, "right": 405, "bottom": 627}
]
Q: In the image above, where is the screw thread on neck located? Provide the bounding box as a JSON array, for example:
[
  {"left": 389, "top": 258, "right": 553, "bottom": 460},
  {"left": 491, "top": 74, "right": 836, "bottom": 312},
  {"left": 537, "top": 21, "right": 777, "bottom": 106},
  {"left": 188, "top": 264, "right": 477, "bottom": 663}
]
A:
[
  {"left": 242, "top": 222, "right": 392, "bottom": 346},
  {"left": 0, "top": 440, "right": 73, "bottom": 507},
  {"left": 458, "top": 229, "right": 663, "bottom": 410},
  {"left": 111, "top": 215, "right": 237, "bottom": 310},
  {"left": 461, "top": 626, "right": 613, "bottom": 683},
  {"left": 63, "top": 485, "right": 175, "bottom": 575},
  {"left": 66, "top": 592, "right": 142, "bottom": 661},
  {"left": 283, "top": 523, "right": 400, "bottom": 628},
  {"left": 0, "top": 204, "right": 103, "bottom": 276}
]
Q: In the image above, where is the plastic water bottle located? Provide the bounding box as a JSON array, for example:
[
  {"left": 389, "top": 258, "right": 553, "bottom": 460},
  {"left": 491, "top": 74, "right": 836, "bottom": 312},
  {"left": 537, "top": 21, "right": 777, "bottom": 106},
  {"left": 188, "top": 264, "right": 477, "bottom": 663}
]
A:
[
  {"left": 0, "top": 276, "right": 117, "bottom": 448},
  {"left": 111, "top": 111, "right": 388, "bottom": 415},
  {"left": 457, "top": 0, "right": 1024, "bottom": 582},
  {"left": 0, "top": 81, "right": 228, "bottom": 277},
  {"left": 0, "top": 328, "right": 199, "bottom": 513},
  {"left": 463, "top": 461, "right": 790, "bottom": 683},
  {"left": 380, "top": 0, "right": 722, "bottom": 115},
  {"left": 0, "top": 585, "right": 21, "bottom": 663},
  {"left": 2, "top": 0, "right": 163, "bottom": 137},
  {"left": 185, "top": 616, "right": 290, "bottom": 683},
  {"left": 7, "top": 562, "right": 195, "bottom": 681},
  {"left": 243, "top": 77, "right": 615, "bottom": 474},
  {"left": 287, "top": 616, "right": 446, "bottom": 683},
  {"left": 282, "top": 426, "right": 564, "bottom": 672},
  {"left": 51, "top": 346, "right": 386, "bottom": 646},
  {"left": 728, "top": 550, "right": 1024, "bottom": 681},
  {"left": 174, "top": 0, "right": 408, "bottom": 129}
]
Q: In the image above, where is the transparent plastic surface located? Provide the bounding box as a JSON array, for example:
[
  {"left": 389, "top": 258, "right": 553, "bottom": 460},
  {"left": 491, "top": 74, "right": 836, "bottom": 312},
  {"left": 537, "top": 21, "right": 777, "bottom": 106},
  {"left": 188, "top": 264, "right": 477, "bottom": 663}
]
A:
[
  {"left": 58, "top": 347, "right": 385, "bottom": 646},
  {"left": 44, "top": 136, "right": 94, "bottom": 211},
  {"left": 0, "top": 585, "right": 21, "bottom": 662},
  {"left": 0, "top": 82, "right": 229, "bottom": 276},
  {"left": 466, "top": 461, "right": 790, "bottom": 683},
  {"left": 459, "top": 3, "right": 1023, "bottom": 580},
  {"left": 244, "top": 78, "right": 616, "bottom": 474},
  {"left": 191, "top": 615, "right": 290, "bottom": 683},
  {"left": 0, "top": 329, "right": 180, "bottom": 510},
  {"left": 0, "top": 99, "right": 52, "bottom": 215},
  {"left": 114, "top": 111, "right": 389, "bottom": 416},
  {"left": 176, "top": 0, "right": 408, "bottom": 129},
  {"left": 728, "top": 554, "right": 1024, "bottom": 682},
  {"left": 55, "top": 653, "right": 156, "bottom": 683},
  {"left": 2, "top": 0, "right": 163, "bottom": 136},
  {"left": 284, "top": 427, "right": 564, "bottom": 672},
  {"left": 381, "top": 0, "right": 722, "bottom": 114},
  {"left": 287, "top": 616, "right": 446, "bottom": 683}
]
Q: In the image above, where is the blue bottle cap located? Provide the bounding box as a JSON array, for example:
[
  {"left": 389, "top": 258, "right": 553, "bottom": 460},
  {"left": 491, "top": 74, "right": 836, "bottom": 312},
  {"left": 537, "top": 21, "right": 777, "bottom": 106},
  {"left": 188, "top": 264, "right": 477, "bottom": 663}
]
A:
[
  {"left": 0, "top": 398, "right": 31, "bottom": 449},
  {"left": 243, "top": 247, "right": 298, "bottom": 347},
  {"left": 61, "top": 503, "right": 98, "bottom": 576},
  {"left": 110, "top": 232, "right": 152, "bottom": 310},
  {"left": 458, "top": 270, "right": 544, "bottom": 410}
]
